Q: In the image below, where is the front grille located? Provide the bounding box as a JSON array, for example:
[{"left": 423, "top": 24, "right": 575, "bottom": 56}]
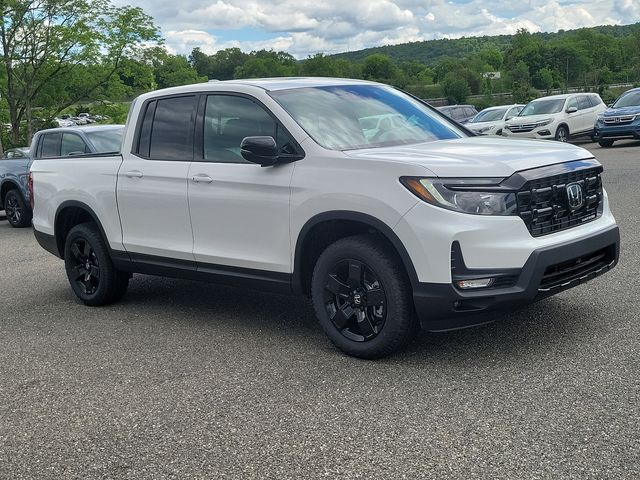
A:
[
  {"left": 603, "top": 115, "right": 635, "bottom": 125},
  {"left": 539, "top": 246, "right": 616, "bottom": 292},
  {"left": 516, "top": 166, "right": 603, "bottom": 237},
  {"left": 507, "top": 124, "right": 536, "bottom": 133}
]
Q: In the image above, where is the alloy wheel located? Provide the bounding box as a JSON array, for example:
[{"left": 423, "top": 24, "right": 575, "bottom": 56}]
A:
[
  {"left": 69, "top": 238, "right": 101, "bottom": 295},
  {"left": 5, "top": 194, "right": 21, "bottom": 225},
  {"left": 323, "top": 259, "right": 387, "bottom": 342}
]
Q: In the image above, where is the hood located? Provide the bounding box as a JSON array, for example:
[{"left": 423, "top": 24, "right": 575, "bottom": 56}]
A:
[
  {"left": 602, "top": 106, "right": 640, "bottom": 117},
  {"left": 506, "top": 114, "right": 553, "bottom": 125},
  {"left": 343, "top": 136, "right": 594, "bottom": 178}
]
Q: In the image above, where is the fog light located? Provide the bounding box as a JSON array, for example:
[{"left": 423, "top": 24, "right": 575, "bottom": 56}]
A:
[
  {"left": 456, "top": 278, "right": 495, "bottom": 289},
  {"left": 537, "top": 129, "right": 551, "bottom": 136}
]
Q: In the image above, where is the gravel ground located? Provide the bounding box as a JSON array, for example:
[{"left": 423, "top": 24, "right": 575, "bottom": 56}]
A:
[{"left": 0, "top": 140, "right": 638, "bottom": 479}]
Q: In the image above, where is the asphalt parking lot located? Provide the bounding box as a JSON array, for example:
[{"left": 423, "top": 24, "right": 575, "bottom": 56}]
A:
[{"left": 0, "top": 140, "right": 638, "bottom": 479}]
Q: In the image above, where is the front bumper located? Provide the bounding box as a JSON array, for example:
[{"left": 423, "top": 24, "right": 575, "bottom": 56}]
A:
[
  {"left": 502, "top": 125, "right": 555, "bottom": 139},
  {"left": 413, "top": 225, "right": 619, "bottom": 331},
  {"left": 593, "top": 122, "right": 640, "bottom": 140}
]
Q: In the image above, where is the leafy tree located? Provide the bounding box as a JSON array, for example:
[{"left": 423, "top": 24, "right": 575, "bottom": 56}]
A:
[
  {"left": 361, "top": 54, "right": 397, "bottom": 81},
  {"left": 234, "top": 50, "right": 299, "bottom": 79},
  {"left": 534, "top": 67, "right": 555, "bottom": 94},
  {"left": 0, "top": 0, "right": 160, "bottom": 145},
  {"left": 441, "top": 72, "right": 470, "bottom": 104},
  {"left": 146, "top": 49, "right": 207, "bottom": 89}
]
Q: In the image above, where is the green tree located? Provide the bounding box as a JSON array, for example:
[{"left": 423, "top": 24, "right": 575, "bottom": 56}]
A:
[
  {"left": 534, "top": 67, "right": 554, "bottom": 94},
  {"left": 0, "top": 0, "right": 160, "bottom": 145},
  {"left": 361, "top": 54, "right": 397, "bottom": 81},
  {"left": 147, "top": 49, "right": 206, "bottom": 89},
  {"left": 441, "top": 72, "right": 470, "bottom": 103}
]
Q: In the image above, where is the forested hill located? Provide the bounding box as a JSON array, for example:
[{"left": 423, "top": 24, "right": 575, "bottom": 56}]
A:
[{"left": 331, "top": 23, "right": 640, "bottom": 65}]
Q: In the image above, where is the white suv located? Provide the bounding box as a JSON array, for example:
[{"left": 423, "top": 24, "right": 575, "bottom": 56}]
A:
[
  {"left": 466, "top": 104, "right": 525, "bottom": 135},
  {"left": 30, "top": 78, "right": 619, "bottom": 358},
  {"left": 503, "top": 93, "right": 606, "bottom": 142}
]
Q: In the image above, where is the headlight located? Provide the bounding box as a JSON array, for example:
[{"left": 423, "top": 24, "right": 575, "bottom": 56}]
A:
[
  {"left": 400, "top": 177, "right": 518, "bottom": 216},
  {"left": 535, "top": 119, "right": 553, "bottom": 127},
  {"left": 475, "top": 125, "right": 494, "bottom": 134}
]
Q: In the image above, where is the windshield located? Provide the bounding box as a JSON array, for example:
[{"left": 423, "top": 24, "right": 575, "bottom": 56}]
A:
[
  {"left": 85, "top": 128, "right": 124, "bottom": 153},
  {"left": 613, "top": 90, "right": 640, "bottom": 108},
  {"left": 470, "top": 108, "right": 507, "bottom": 123},
  {"left": 519, "top": 99, "right": 566, "bottom": 116},
  {"left": 270, "top": 85, "right": 464, "bottom": 150}
]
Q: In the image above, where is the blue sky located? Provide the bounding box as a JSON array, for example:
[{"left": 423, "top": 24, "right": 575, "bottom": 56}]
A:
[{"left": 117, "top": 0, "right": 640, "bottom": 58}]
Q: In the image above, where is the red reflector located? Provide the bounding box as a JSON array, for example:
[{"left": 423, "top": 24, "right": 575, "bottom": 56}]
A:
[{"left": 28, "top": 171, "right": 34, "bottom": 210}]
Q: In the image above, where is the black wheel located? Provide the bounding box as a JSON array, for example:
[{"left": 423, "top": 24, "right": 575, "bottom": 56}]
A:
[
  {"left": 64, "top": 223, "right": 129, "bottom": 306},
  {"left": 555, "top": 125, "right": 569, "bottom": 142},
  {"left": 4, "top": 189, "right": 31, "bottom": 228},
  {"left": 311, "top": 235, "right": 418, "bottom": 359},
  {"left": 598, "top": 139, "right": 614, "bottom": 148}
]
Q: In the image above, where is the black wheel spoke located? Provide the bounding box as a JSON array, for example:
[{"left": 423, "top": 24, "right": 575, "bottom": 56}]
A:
[
  {"left": 71, "top": 243, "right": 83, "bottom": 261},
  {"left": 364, "top": 288, "right": 385, "bottom": 307},
  {"left": 83, "top": 242, "right": 91, "bottom": 257},
  {"left": 347, "top": 261, "right": 363, "bottom": 289},
  {"left": 89, "top": 265, "right": 100, "bottom": 279},
  {"left": 72, "top": 265, "right": 86, "bottom": 280},
  {"left": 356, "top": 310, "right": 376, "bottom": 339},
  {"left": 333, "top": 303, "right": 355, "bottom": 328},
  {"left": 326, "top": 274, "right": 350, "bottom": 297}
]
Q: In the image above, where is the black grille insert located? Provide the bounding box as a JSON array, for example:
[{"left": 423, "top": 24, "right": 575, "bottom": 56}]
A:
[
  {"left": 539, "top": 245, "right": 616, "bottom": 291},
  {"left": 515, "top": 165, "right": 603, "bottom": 237}
]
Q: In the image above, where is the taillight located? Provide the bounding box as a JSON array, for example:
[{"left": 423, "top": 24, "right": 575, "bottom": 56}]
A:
[{"left": 28, "top": 171, "right": 34, "bottom": 210}]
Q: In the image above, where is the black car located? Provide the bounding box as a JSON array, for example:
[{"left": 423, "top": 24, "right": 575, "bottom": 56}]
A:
[{"left": 436, "top": 105, "right": 479, "bottom": 124}]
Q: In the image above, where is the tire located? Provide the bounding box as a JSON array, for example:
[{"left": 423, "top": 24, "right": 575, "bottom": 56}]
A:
[
  {"left": 63, "top": 222, "right": 129, "bottom": 306},
  {"left": 311, "top": 234, "right": 418, "bottom": 359},
  {"left": 598, "top": 139, "right": 614, "bottom": 148},
  {"left": 4, "top": 189, "right": 31, "bottom": 228},
  {"left": 555, "top": 125, "right": 569, "bottom": 142}
]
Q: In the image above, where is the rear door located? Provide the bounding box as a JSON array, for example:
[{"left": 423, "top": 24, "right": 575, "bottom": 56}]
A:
[
  {"left": 576, "top": 95, "right": 593, "bottom": 133},
  {"left": 187, "top": 93, "right": 296, "bottom": 274},
  {"left": 117, "top": 94, "right": 196, "bottom": 261}
]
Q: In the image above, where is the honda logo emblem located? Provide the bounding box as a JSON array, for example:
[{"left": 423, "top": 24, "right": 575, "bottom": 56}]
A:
[
  {"left": 566, "top": 183, "right": 584, "bottom": 210},
  {"left": 615, "top": 117, "right": 621, "bottom": 123}
]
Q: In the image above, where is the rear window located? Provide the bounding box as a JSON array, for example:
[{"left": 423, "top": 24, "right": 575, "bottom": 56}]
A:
[
  {"left": 85, "top": 129, "right": 124, "bottom": 153},
  {"left": 40, "top": 133, "right": 61, "bottom": 158},
  {"left": 135, "top": 96, "right": 196, "bottom": 160}
]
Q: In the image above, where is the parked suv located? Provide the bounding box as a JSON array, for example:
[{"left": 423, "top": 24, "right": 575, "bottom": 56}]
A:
[
  {"left": 593, "top": 87, "right": 640, "bottom": 147},
  {"left": 1, "top": 125, "right": 123, "bottom": 228},
  {"left": 466, "top": 104, "right": 525, "bottom": 135},
  {"left": 436, "top": 105, "right": 478, "bottom": 124},
  {"left": 30, "top": 79, "right": 619, "bottom": 358},
  {"left": 504, "top": 93, "right": 606, "bottom": 142}
]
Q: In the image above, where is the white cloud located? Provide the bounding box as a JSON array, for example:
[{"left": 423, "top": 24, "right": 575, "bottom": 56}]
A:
[{"left": 114, "top": 0, "right": 640, "bottom": 58}]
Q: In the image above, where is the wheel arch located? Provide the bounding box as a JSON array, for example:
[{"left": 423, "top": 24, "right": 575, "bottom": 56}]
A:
[
  {"left": 54, "top": 201, "right": 111, "bottom": 259},
  {"left": 0, "top": 179, "right": 25, "bottom": 205},
  {"left": 556, "top": 123, "right": 570, "bottom": 136},
  {"left": 292, "top": 211, "right": 419, "bottom": 295}
]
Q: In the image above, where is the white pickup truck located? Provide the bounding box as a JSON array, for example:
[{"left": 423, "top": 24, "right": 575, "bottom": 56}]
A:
[{"left": 30, "top": 78, "right": 620, "bottom": 358}]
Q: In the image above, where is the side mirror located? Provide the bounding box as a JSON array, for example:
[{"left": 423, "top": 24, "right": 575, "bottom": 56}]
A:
[
  {"left": 608, "top": 103, "right": 614, "bottom": 108},
  {"left": 506, "top": 115, "right": 514, "bottom": 121},
  {"left": 240, "top": 136, "right": 279, "bottom": 166},
  {"left": 566, "top": 106, "right": 578, "bottom": 114}
]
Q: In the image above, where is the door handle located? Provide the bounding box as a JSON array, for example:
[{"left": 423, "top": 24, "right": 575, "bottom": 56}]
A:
[
  {"left": 124, "top": 170, "right": 143, "bottom": 178},
  {"left": 191, "top": 174, "right": 213, "bottom": 184}
]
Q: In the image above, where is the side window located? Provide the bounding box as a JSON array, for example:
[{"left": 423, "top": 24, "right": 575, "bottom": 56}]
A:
[
  {"left": 577, "top": 96, "right": 591, "bottom": 110},
  {"left": 136, "top": 100, "right": 156, "bottom": 158},
  {"left": 40, "top": 133, "right": 62, "bottom": 158},
  {"left": 203, "top": 95, "right": 293, "bottom": 164},
  {"left": 464, "top": 107, "right": 476, "bottom": 118},
  {"left": 566, "top": 97, "right": 578, "bottom": 111},
  {"left": 452, "top": 108, "right": 465, "bottom": 120},
  {"left": 147, "top": 95, "right": 196, "bottom": 160},
  {"left": 588, "top": 95, "right": 601, "bottom": 107},
  {"left": 61, "top": 133, "right": 89, "bottom": 156}
]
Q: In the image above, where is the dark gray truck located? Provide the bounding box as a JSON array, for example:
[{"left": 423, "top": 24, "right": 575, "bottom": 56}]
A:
[{"left": 1, "top": 125, "right": 123, "bottom": 227}]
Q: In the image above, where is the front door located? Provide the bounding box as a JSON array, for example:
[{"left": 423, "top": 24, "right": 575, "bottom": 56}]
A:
[{"left": 187, "top": 94, "right": 296, "bottom": 274}]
